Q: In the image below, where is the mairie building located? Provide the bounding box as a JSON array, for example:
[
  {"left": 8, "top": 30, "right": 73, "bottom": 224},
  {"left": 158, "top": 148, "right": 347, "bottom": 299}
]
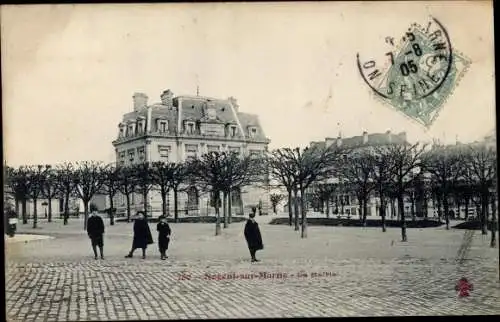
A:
[{"left": 112, "top": 89, "right": 271, "bottom": 218}]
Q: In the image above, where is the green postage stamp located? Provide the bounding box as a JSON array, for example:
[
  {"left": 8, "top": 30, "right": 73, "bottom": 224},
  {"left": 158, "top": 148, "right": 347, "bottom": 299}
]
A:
[{"left": 357, "top": 17, "right": 471, "bottom": 128}]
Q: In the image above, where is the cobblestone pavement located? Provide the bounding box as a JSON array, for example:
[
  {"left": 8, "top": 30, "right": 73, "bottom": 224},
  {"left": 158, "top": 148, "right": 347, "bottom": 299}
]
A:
[{"left": 5, "top": 216, "right": 500, "bottom": 321}]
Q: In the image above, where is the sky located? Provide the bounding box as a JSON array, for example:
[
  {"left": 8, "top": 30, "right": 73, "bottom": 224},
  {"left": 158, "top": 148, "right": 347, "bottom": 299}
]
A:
[{"left": 1, "top": 2, "right": 495, "bottom": 167}]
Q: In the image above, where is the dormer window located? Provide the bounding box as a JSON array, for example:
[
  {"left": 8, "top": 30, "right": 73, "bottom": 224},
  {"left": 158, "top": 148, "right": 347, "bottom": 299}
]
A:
[
  {"left": 137, "top": 117, "right": 145, "bottom": 134},
  {"left": 119, "top": 126, "right": 125, "bottom": 138},
  {"left": 185, "top": 121, "right": 195, "bottom": 134},
  {"left": 157, "top": 119, "right": 168, "bottom": 133},
  {"left": 248, "top": 127, "right": 257, "bottom": 138},
  {"left": 128, "top": 125, "right": 134, "bottom": 137},
  {"left": 230, "top": 126, "right": 237, "bottom": 137}
]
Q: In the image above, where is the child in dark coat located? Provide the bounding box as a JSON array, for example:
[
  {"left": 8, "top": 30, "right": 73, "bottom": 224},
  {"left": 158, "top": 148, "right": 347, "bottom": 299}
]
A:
[
  {"left": 157, "top": 216, "right": 171, "bottom": 260},
  {"left": 125, "top": 211, "right": 153, "bottom": 259}
]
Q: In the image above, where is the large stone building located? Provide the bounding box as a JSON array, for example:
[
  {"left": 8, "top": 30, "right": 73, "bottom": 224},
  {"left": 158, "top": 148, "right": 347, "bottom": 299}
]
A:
[
  {"left": 112, "top": 89, "right": 271, "bottom": 217},
  {"left": 307, "top": 131, "right": 413, "bottom": 219}
]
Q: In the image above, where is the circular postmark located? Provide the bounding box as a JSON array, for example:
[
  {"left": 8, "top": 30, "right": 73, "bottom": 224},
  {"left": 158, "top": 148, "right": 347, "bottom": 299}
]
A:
[{"left": 357, "top": 17, "right": 453, "bottom": 102}]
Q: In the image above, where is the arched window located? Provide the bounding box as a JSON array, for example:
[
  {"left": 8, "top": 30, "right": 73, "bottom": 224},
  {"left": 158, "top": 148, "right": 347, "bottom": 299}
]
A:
[{"left": 187, "top": 187, "right": 199, "bottom": 210}]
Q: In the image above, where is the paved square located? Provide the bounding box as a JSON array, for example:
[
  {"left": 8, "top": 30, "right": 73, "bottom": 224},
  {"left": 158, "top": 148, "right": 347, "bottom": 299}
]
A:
[{"left": 5, "top": 215, "right": 500, "bottom": 321}]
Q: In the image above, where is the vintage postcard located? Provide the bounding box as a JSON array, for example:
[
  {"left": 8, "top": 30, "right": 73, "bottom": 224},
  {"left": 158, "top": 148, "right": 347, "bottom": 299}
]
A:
[{"left": 2, "top": 1, "right": 498, "bottom": 321}]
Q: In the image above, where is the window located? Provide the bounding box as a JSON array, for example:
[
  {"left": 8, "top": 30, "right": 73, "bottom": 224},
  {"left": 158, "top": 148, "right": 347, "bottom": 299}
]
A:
[
  {"left": 128, "top": 125, "right": 134, "bottom": 136},
  {"left": 160, "top": 121, "right": 167, "bottom": 133},
  {"left": 188, "top": 123, "right": 194, "bottom": 134},
  {"left": 120, "top": 160, "right": 125, "bottom": 166},
  {"left": 207, "top": 145, "right": 220, "bottom": 153},
  {"left": 128, "top": 150, "right": 135, "bottom": 163},
  {"left": 249, "top": 149, "right": 261, "bottom": 157},
  {"left": 249, "top": 127, "right": 257, "bottom": 138},
  {"left": 137, "top": 147, "right": 145, "bottom": 161},
  {"left": 158, "top": 146, "right": 170, "bottom": 162},
  {"left": 231, "top": 126, "right": 237, "bottom": 137},
  {"left": 185, "top": 144, "right": 198, "bottom": 160},
  {"left": 229, "top": 146, "right": 240, "bottom": 155},
  {"left": 119, "top": 127, "right": 124, "bottom": 137}
]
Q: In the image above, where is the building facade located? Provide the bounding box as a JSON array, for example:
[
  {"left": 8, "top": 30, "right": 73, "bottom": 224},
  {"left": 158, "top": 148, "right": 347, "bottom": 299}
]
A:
[
  {"left": 308, "top": 131, "right": 421, "bottom": 219},
  {"left": 112, "top": 89, "right": 271, "bottom": 218}
]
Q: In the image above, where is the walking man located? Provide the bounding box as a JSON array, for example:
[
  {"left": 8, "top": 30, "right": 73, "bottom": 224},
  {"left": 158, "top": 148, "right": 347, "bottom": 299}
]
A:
[
  {"left": 244, "top": 209, "right": 264, "bottom": 262},
  {"left": 87, "top": 204, "right": 105, "bottom": 260},
  {"left": 157, "top": 215, "right": 171, "bottom": 260}
]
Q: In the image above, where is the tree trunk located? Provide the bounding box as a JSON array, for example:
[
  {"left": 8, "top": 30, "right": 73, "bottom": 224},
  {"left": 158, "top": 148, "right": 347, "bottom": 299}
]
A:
[
  {"left": 215, "top": 191, "right": 221, "bottom": 236},
  {"left": 481, "top": 191, "right": 488, "bottom": 235},
  {"left": 443, "top": 193, "right": 450, "bottom": 230},
  {"left": 464, "top": 197, "right": 470, "bottom": 220},
  {"left": 109, "top": 193, "right": 115, "bottom": 225},
  {"left": 161, "top": 187, "right": 168, "bottom": 216},
  {"left": 410, "top": 193, "right": 416, "bottom": 222},
  {"left": 490, "top": 192, "right": 497, "bottom": 248},
  {"left": 223, "top": 191, "right": 228, "bottom": 229},
  {"left": 380, "top": 197, "right": 387, "bottom": 232},
  {"left": 357, "top": 195, "right": 363, "bottom": 222},
  {"left": 300, "top": 188, "right": 307, "bottom": 238},
  {"left": 32, "top": 198, "right": 38, "bottom": 229},
  {"left": 64, "top": 192, "right": 70, "bottom": 225},
  {"left": 228, "top": 190, "right": 232, "bottom": 224},
  {"left": 143, "top": 190, "right": 148, "bottom": 217},
  {"left": 174, "top": 188, "right": 179, "bottom": 223},
  {"left": 293, "top": 189, "right": 299, "bottom": 231},
  {"left": 14, "top": 197, "right": 20, "bottom": 220},
  {"left": 326, "top": 196, "right": 330, "bottom": 219},
  {"left": 48, "top": 196, "right": 53, "bottom": 223},
  {"left": 83, "top": 201, "right": 89, "bottom": 231},
  {"left": 335, "top": 195, "right": 339, "bottom": 215},
  {"left": 287, "top": 190, "right": 293, "bottom": 226},
  {"left": 362, "top": 195, "right": 368, "bottom": 227},
  {"left": 437, "top": 193, "right": 443, "bottom": 220},
  {"left": 398, "top": 191, "right": 407, "bottom": 242},
  {"left": 126, "top": 193, "right": 131, "bottom": 223},
  {"left": 21, "top": 198, "right": 27, "bottom": 224}
]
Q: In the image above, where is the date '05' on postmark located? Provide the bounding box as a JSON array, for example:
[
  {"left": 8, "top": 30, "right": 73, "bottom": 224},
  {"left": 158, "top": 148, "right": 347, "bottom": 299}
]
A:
[{"left": 357, "top": 16, "right": 471, "bottom": 128}]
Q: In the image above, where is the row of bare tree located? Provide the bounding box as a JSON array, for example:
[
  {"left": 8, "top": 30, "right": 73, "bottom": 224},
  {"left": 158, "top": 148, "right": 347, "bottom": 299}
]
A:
[
  {"left": 268, "top": 141, "right": 497, "bottom": 244},
  {"left": 4, "top": 140, "right": 497, "bottom": 242}
]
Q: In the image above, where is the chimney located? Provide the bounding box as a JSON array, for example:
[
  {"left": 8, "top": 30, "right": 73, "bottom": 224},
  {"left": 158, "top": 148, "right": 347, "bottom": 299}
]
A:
[
  {"left": 133, "top": 93, "right": 148, "bottom": 111},
  {"left": 386, "top": 130, "right": 392, "bottom": 144},
  {"left": 161, "top": 89, "right": 174, "bottom": 109},
  {"left": 228, "top": 96, "right": 239, "bottom": 112},
  {"left": 363, "top": 131, "right": 368, "bottom": 144}
]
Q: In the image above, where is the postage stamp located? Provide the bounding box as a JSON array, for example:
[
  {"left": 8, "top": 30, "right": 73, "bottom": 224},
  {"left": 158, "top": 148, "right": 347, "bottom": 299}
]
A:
[{"left": 357, "top": 17, "right": 472, "bottom": 128}]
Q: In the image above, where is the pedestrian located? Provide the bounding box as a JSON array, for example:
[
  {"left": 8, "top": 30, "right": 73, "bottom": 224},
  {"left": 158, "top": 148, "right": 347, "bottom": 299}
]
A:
[
  {"left": 86, "top": 204, "right": 105, "bottom": 260},
  {"left": 244, "top": 210, "right": 264, "bottom": 262},
  {"left": 157, "top": 215, "right": 171, "bottom": 260},
  {"left": 125, "top": 211, "right": 153, "bottom": 259}
]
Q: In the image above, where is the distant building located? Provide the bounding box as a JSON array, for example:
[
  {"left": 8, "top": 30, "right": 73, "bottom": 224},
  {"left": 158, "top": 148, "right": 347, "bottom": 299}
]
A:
[
  {"left": 112, "top": 89, "right": 271, "bottom": 217},
  {"left": 308, "top": 131, "right": 418, "bottom": 219}
]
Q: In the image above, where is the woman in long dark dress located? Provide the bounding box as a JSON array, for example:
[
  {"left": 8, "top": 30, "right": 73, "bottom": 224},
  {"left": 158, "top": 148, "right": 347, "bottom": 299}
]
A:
[
  {"left": 244, "top": 209, "right": 264, "bottom": 262},
  {"left": 125, "top": 211, "right": 153, "bottom": 259}
]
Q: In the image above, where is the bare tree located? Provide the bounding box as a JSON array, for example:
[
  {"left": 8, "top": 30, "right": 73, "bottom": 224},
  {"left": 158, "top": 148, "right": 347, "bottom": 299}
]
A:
[
  {"left": 169, "top": 162, "right": 192, "bottom": 223},
  {"left": 371, "top": 146, "right": 394, "bottom": 232},
  {"left": 190, "top": 152, "right": 228, "bottom": 236},
  {"left": 268, "top": 154, "right": 296, "bottom": 226},
  {"left": 386, "top": 143, "right": 428, "bottom": 242},
  {"left": 117, "top": 166, "right": 136, "bottom": 223},
  {"left": 74, "top": 161, "right": 106, "bottom": 230},
  {"left": 272, "top": 144, "right": 343, "bottom": 238},
  {"left": 309, "top": 184, "right": 337, "bottom": 218},
  {"left": 269, "top": 193, "right": 285, "bottom": 214},
  {"left": 463, "top": 144, "right": 497, "bottom": 236},
  {"left": 101, "top": 164, "right": 120, "bottom": 225},
  {"left": 54, "top": 162, "right": 76, "bottom": 225},
  {"left": 27, "top": 165, "right": 50, "bottom": 229},
  {"left": 221, "top": 151, "right": 264, "bottom": 227},
  {"left": 41, "top": 165, "right": 59, "bottom": 223},
  {"left": 341, "top": 150, "right": 375, "bottom": 226},
  {"left": 131, "top": 162, "right": 155, "bottom": 218},
  {"left": 5, "top": 166, "right": 31, "bottom": 224},
  {"left": 151, "top": 161, "right": 175, "bottom": 217},
  {"left": 422, "top": 144, "right": 464, "bottom": 229}
]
